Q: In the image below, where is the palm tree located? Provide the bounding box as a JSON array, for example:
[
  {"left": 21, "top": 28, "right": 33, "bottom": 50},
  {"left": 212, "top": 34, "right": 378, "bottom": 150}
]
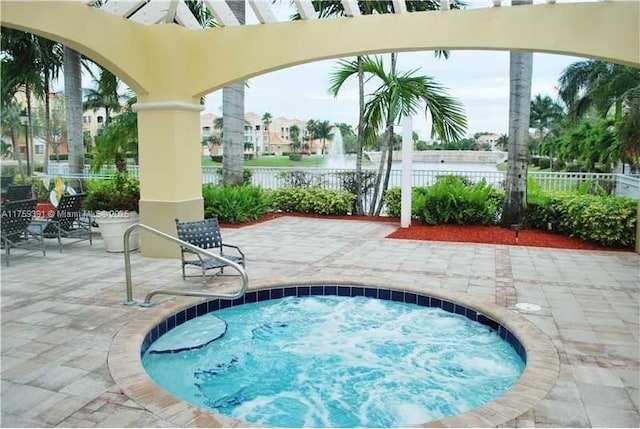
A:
[
  {"left": 619, "top": 88, "right": 640, "bottom": 173},
  {"left": 315, "top": 120, "right": 333, "bottom": 155},
  {"left": 306, "top": 0, "right": 463, "bottom": 214},
  {"left": 330, "top": 55, "right": 467, "bottom": 215},
  {"left": 530, "top": 94, "right": 564, "bottom": 167},
  {"left": 0, "top": 99, "right": 26, "bottom": 176},
  {"left": 92, "top": 94, "right": 138, "bottom": 172},
  {"left": 64, "top": 46, "right": 84, "bottom": 186},
  {"left": 558, "top": 60, "right": 640, "bottom": 122},
  {"left": 83, "top": 67, "right": 121, "bottom": 128},
  {"left": 290, "top": 124, "right": 301, "bottom": 152},
  {"left": 261, "top": 112, "right": 273, "bottom": 152},
  {"left": 502, "top": 0, "right": 533, "bottom": 227},
  {"left": 222, "top": 0, "right": 246, "bottom": 185}
]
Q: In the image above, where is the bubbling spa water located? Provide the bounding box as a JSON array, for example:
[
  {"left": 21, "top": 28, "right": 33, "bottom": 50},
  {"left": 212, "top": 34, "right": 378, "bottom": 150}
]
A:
[{"left": 143, "top": 295, "right": 524, "bottom": 427}]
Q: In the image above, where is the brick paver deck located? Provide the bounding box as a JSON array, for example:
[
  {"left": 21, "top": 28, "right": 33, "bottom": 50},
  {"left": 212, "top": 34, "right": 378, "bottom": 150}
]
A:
[{"left": 1, "top": 216, "right": 638, "bottom": 427}]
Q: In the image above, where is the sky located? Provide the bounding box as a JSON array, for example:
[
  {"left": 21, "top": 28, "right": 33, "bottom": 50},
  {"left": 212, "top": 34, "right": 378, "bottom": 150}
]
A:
[{"left": 197, "top": 0, "right": 590, "bottom": 140}]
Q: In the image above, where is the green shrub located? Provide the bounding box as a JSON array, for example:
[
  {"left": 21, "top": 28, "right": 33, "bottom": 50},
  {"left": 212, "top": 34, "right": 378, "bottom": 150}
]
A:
[
  {"left": 383, "top": 177, "right": 503, "bottom": 225},
  {"left": 13, "top": 174, "right": 48, "bottom": 201},
  {"left": 538, "top": 158, "right": 550, "bottom": 170},
  {"left": 268, "top": 187, "right": 355, "bottom": 215},
  {"left": 555, "top": 194, "right": 636, "bottom": 247},
  {"left": 202, "top": 184, "right": 270, "bottom": 223},
  {"left": 288, "top": 153, "right": 302, "bottom": 161}
]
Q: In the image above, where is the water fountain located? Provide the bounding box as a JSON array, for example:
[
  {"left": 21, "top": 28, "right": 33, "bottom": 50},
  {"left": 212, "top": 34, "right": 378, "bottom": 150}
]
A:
[{"left": 325, "top": 128, "right": 353, "bottom": 169}]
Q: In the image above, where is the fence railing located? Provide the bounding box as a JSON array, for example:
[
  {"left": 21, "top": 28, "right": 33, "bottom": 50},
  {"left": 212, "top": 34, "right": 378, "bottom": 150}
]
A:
[{"left": 44, "top": 163, "right": 640, "bottom": 200}]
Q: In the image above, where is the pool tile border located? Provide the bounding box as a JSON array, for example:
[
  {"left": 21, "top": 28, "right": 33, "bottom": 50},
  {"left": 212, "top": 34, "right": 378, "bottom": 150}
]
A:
[{"left": 109, "top": 281, "right": 560, "bottom": 428}]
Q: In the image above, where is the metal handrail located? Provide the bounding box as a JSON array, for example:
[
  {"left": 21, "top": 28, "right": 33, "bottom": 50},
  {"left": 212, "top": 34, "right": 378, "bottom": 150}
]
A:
[{"left": 123, "top": 223, "right": 249, "bottom": 307}]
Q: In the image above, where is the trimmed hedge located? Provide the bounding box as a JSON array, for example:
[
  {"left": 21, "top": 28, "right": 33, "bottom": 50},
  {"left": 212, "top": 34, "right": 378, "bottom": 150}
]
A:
[
  {"left": 268, "top": 187, "right": 355, "bottom": 215},
  {"left": 202, "top": 184, "right": 270, "bottom": 223}
]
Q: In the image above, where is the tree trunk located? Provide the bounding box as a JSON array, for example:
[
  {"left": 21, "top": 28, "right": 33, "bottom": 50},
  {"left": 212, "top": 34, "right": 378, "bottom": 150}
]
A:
[
  {"left": 354, "top": 56, "right": 364, "bottom": 215},
  {"left": 11, "top": 127, "right": 25, "bottom": 177},
  {"left": 369, "top": 139, "right": 387, "bottom": 216},
  {"left": 64, "top": 46, "right": 84, "bottom": 189},
  {"left": 375, "top": 52, "right": 398, "bottom": 216},
  {"left": 44, "top": 70, "right": 51, "bottom": 174},
  {"left": 222, "top": 0, "right": 245, "bottom": 186},
  {"left": 26, "top": 83, "right": 33, "bottom": 175},
  {"left": 502, "top": 2, "right": 533, "bottom": 226}
]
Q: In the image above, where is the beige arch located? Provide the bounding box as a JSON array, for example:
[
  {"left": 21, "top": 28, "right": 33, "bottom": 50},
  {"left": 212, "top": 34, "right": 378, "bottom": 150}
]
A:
[{"left": 2, "top": 1, "right": 639, "bottom": 100}]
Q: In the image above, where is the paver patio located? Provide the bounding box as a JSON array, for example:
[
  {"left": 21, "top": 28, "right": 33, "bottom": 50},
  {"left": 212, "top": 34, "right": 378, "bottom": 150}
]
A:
[{"left": 1, "top": 216, "right": 638, "bottom": 427}]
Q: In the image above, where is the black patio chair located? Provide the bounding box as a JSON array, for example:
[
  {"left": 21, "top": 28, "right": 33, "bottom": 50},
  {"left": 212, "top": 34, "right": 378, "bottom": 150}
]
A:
[
  {"left": 5, "top": 184, "right": 33, "bottom": 202},
  {"left": 1, "top": 198, "right": 45, "bottom": 265},
  {"left": 175, "top": 217, "right": 245, "bottom": 282},
  {"left": 28, "top": 193, "right": 92, "bottom": 252}
]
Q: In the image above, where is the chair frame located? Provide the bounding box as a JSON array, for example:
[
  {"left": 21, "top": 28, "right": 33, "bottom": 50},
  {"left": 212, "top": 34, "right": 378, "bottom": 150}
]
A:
[
  {"left": 28, "top": 193, "right": 92, "bottom": 252},
  {"left": 175, "top": 217, "right": 245, "bottom": 282},
  {"left": 1, "top": 198, "right": 45, "bottom": 265},
  {"left": 5, "top": 184, "right": 33, "bottom": 202}
]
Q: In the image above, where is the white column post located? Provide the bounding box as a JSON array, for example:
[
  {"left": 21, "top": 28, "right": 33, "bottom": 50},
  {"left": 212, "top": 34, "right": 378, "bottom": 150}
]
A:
[{"left": 400, "top": 116, "right": 413, "bottom": 228}]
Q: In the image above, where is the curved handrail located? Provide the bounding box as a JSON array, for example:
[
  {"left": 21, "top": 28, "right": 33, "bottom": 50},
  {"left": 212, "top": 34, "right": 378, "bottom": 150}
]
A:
[{"left": 123, "top": 223, "right": 249, "bottom": 307}]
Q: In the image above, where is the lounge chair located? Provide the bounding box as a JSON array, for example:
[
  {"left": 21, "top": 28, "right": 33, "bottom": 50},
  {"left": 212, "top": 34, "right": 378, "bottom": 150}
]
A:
[
  {"left": 28, "top": 193, "right": 92, "bottom": 252},
  {"left": 1, "top": 198, "right": 45, "bottom": 265},
  {"left": 175, "top": 217, "right": 245, "bottom": 282},
  {"left": 5, "top": 184, "right": 33, "bottom": 201}
]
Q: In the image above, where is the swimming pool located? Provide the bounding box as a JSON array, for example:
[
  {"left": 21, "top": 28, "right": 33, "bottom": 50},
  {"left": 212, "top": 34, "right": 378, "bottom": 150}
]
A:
[{"left": 141, "top": 285, "right": 527, "bottom": 427}]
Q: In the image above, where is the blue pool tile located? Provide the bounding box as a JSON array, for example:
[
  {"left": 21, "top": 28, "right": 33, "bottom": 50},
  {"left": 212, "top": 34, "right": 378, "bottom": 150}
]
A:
[
  {"left": 176, "top": 310, "right": 186, "bottom": 326},
  {"left": 498, "top": 325, "right": 507, "bottom": 340},
  {"left": 166, "top": 314, "right": 176, "bottom": 331},
  {"left": 244, "top": 291, "right": 257, "bottom": 303},
  {"left": 431, "top": 298, "right": 442, "bottom": 309},
  {"left": 351, "top": 287, "right": 365, "bottom": 297},
  {"left": 506, "top": 330, "right": 517, "bottom": 348},
  {"left": 364, "top": 288, "right": 378, "bottom": 298},
  {"left": 379, "top": 289, "right": 391, "bottom": 300},
  {"left": 391, "top": 291, "right": 404, "bottom": 302},
  {"left": 158, "top": 321, "right": 167, "bottom": 337},
  {"left": 404, "top": 293, "right": 417, "bottom": 304},
  {"left": 186, "top": 306, "right": 196, "bottom": 321},
  {"left": 270, "top": 288, "right": 284, "bottom": 300},
  {"left": 477, "top": 314, "right": 499, "bottom": 331},
  {"left": 232, "top": 296, "right": 245, "bottom": 306},
  {"left": 257, "top": 290, "right": 270, "bottom": 302},
  {"left": 284, "top": 287, "right": 297, "bottom": 297},
  {"left": 196, "top": 302, "right": 208, "bottom": 316},
  {"left": 442, "top": 300, "right": 454, "bottom": 313},
  {"left": 219, "top": 300, "right": 231, "bottom": 310},
  {"left": 208, "top": 300, "right": 220, "bottom": 312},
  {"left": 417, "top": 295, "right": 430, "bottom": 307},
  {"left": 324, "top": 285, "right": 337, "bottom": 295},
  {"left": 465, "top": 308, "right": 477, "bottom": 321},
  {"left": 338, "top": 286, "right": 350, "bottom": 297},
  {"left": 298, "top": 286, "right": 310, "bottom": 296},
  {"left": 310, "top": 286, "right": 324, "bottom": 295},
  {"left": 454, "top": 304, "right": 466, "bottom": 316}
]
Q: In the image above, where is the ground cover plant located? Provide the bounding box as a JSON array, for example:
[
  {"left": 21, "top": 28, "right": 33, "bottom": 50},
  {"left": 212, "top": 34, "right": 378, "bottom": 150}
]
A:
[
  {"left": 268, "top": 187, "right": 355, "bottom": 215},
  {"left": 202, "top": 184, "right": 270, "bottom": 223}
]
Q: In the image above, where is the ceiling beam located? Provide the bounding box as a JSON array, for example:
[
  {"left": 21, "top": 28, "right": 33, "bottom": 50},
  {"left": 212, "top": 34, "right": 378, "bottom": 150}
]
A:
[
  {"left": 101, "top": 0, "right": 147, "bottom": 18},
  {"left": 166, "top": 0, "right": 179, "bottom": 23},
  {"left": 392, "top": 0, "right": 407, "bottom": 14},
  {"left": 175, "top": 1, "right": 202, "bottom": 29},
  {"left": 340, "top": 0, "right": 360, "bottom": 17},
  {"left": 203, "top": 0, "right": 239, "bottom": 26},
  {"left": 440, "top": 0, "right": 450, "bottom": 10},
  {"left": 248, "top": 0, "right": 277, "bottom": 24},
  {"left": 129, "top": 1, "right": 169, "bottom": 25},
  {"left": 294, "top": 0, "right": 317, "bottom": 19}
]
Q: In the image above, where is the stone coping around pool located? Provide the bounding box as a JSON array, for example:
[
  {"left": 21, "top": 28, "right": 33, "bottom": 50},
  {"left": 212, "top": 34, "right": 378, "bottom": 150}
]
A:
[{"left": 108, "top": 281, "right": 560, "bottom": 428}]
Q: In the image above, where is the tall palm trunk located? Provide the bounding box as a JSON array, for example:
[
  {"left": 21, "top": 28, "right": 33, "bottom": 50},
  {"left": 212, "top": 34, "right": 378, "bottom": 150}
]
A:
[
  {"left": 222, "top": 0, "right": 245, "bottom": 186},
  {"left": 44, "top": 69, "right": 51, "bottom": 174},
  {"left": 354, "top": 56, "right": 364, "bottom": 215},
  {"left": 369, "top": 135, "right": 387, "bottom": 216},
  {"left": 25, "top": 83, "right": 33, "bottom": 175},
  {"left": 64, "top": 46, "right": 84, "bottom": 188},
  {"left": 375, "top": 53, "right": 398, "bottom": 216},
  {"left": 502, "top": 0, "right": 533, "bottom": 226}
]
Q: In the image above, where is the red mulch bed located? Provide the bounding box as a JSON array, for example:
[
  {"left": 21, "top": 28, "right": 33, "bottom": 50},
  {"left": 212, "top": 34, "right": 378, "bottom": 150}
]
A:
[{"left": 220, "top": 212, "right": 632, "bottom": 252}]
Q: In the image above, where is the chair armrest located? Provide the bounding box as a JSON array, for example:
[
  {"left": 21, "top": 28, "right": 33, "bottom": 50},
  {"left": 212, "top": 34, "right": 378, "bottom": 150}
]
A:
[{"left": 221, "top": 243, "right": 245, "bottom": 258}]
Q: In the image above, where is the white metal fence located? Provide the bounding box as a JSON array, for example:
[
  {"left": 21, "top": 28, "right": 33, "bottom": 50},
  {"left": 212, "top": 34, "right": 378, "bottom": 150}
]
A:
[{"left": 44, "top": 163, "right": 640, "bottom": 200}]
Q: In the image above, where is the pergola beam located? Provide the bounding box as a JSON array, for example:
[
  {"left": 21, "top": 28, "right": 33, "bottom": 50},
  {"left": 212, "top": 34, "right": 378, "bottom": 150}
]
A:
[
  {"left": 248, "top": 0, "right": 277, "bottom": 24},
  {"left": 392, "top": 0, "right": 407, "bottom": 14},
  {"left": 294, "top": 0, "right": 317, "bottom": 19},
  {"left": 340, "top": 0, "right": 361, "bottom": 17},
  {"left": 203, "top": 0, "right": 240, "bottom": 26}
]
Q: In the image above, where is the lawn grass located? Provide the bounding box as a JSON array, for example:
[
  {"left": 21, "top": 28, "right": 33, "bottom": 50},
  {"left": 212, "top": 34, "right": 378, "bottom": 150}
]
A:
[{"left": 202, "top": 155, "right": 328, "bottom": 167}]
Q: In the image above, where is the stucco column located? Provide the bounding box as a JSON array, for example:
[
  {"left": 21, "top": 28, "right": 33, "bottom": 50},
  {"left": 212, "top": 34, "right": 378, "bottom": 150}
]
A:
[
  {"left": 636, "top": 197, "right": 639, "bottom": 254},
  {"left": 132, "top": 100, "right": 204, "bottom": 258}
]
